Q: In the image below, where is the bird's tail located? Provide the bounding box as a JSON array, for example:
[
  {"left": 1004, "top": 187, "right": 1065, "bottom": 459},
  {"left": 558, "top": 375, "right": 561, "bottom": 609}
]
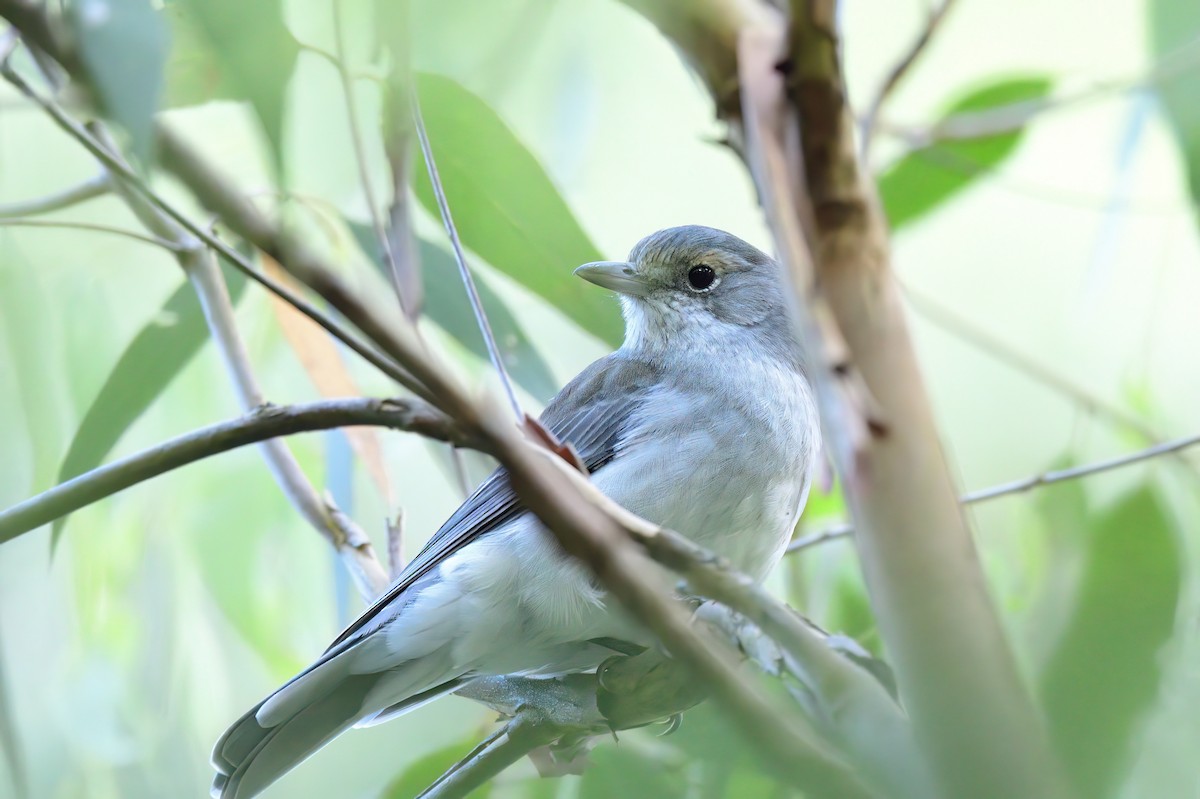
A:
[
  {"left": 211, "top": 648, "right": 464, "bottom": 799},
  {"left": 211, "top": 673, "right": 377, "bottom": 799}
]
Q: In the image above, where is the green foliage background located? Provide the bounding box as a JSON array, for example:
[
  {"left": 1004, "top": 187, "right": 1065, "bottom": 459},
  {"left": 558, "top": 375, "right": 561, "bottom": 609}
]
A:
[{"left": 1, "top": 0, "right": 1199, "bottom": 797}]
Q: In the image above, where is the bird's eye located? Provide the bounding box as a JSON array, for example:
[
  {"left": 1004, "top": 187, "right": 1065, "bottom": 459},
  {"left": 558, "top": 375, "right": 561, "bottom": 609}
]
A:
[{"left": 687, "top": 264, "right": 717, "bottom": 291}]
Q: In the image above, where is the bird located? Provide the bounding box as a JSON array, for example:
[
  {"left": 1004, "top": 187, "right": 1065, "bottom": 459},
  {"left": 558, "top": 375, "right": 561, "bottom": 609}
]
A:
[{"left": 210, "top": 225, "right": 822, "bottom": 798}]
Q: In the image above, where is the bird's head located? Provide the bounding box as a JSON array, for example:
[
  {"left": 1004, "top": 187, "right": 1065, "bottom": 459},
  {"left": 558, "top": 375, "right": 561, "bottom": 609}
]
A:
[{"left": 575, "top": 225, "right": 797, "bottom": 362}]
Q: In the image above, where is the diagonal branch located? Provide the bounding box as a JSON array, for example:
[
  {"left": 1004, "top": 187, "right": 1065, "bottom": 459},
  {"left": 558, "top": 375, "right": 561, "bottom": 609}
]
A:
[
  {"left": 788, "top": 429, "right": 1200, "bottom": 553},
  {"left": 0, "top": 397, "right": 470, "bottom": 545}
]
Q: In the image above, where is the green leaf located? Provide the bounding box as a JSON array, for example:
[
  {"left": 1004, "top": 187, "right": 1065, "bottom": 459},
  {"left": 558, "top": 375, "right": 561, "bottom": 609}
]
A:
[
  {"left": 381, "top": 738, "right": 492, "bottom": 799},
  {"left": 579, "top": 743, "right": 686, "bottom": 799},
  {"left": 879, "top": 76, "right": 1053, "bottom": 230},
  {"left": 190, "top": 467, "right": 307, "bottom": 678},
  {"left": 51, "top": 266, "right": 247, "bottom": 549},
  {"left": 1148, "top": 0, "right": 1200, "bottom": 201},
  {"left": 413, "top": 73, "right": 622, "bottom": 345},
  {"left": 348, "top": 221, "right": 560, "bottom": 403},
  {"left": 162, "top": 0, "right": 298, "bottom": 174},
  {"left": 69, "top": 0, "right": 169, "bottom": 161},
  {"left": 1039, "top": 486, "right": 1181, "bottom": 797}
]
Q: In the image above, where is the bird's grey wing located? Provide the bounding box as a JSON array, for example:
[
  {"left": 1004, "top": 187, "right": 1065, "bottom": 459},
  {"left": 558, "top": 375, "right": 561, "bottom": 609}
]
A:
[{"left": 324, "top": 353, "right": 661, "bottom": 653}]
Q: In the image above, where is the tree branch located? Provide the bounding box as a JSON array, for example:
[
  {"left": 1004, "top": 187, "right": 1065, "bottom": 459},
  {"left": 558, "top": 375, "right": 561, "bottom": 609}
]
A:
[
  {"left": 0, "top": 171, "right": 109, "bottom": 217},
  {"left": 0, "top": 397, "right": 470, "bottom": 544},
  {"left": 606, "top": 1, "right": 1071, "bottom": 796}
]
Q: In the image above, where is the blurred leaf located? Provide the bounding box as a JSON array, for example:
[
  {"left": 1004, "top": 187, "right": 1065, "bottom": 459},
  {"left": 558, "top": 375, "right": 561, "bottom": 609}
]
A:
[
  {"left": 262, "top": 257, "right": 392, "bottom": 502},
  {"left": 69, "top": 0, "right": 169, "bottom": 161},
  {"left": 381, "top": 737, "right": 492, "bottom": 799},
  {"left": 879, "top": 76, "right": 1053, "bottom": 230},
  {"left": 412, "top": 73, "right": 622, "bottom": 346},
  {"left": 579, "top": 743, "right": 686, "bottom": 799},
  {"left": 1039, "top": 486, "right": 1181, "bottom": 797},
  {"left": 163, "top": 0, "right": 298, "bottom": 174},
  {"left": 191, "top": 471, "right": 307, "bottom": 677},
  {"left": 349, "top": 221, "right": 560, "bottom": 402},
  {"left": 1148, "top": 0, "right": 1200, "bottom": 201},
  {"left": 51, "top": 267, "right": 247, "bottom": 549}
]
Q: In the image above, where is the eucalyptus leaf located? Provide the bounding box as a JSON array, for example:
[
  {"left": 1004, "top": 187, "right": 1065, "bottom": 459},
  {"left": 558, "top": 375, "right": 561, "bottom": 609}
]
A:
[
  {"left": 880, "top": 76, "right": 1053, "bottom": 230},
  {"left": 412, "top": 73, "right": 621, "bottom": 345},
  {"left": 348, "top": 221, "right": 560, "bottom": 403},
  {"left": 1039, "top": 486, "right": 1181, "bottom": 797},
  {"left": 51, "top": 266, "right": 247, "bottom": 549},
  {"left": 162, "top": 0, "right": 298, "bottom": 175},
  {"left": 69, "top": 0, "right": 169, "bottom": 162}
]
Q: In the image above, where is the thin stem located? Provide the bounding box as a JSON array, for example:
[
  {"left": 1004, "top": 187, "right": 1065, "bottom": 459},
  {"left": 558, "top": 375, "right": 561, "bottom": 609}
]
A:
[
  {"left": 0, "top": 217, "right": 180, "bottom": 250},
  {"left": 410, "top": 90, "right": 524, "bottom": 422},
  {"left": 330, "top": 0, "right": 404, "bottom": 308},
  {"left": 788, "top": 429, "right": 1200, "bottom": 553},
  {"left": 0, "top": 171, "right": 109, "bottom": 217},
  {"left": 786, "top": 522, "right": 853, "bottom": 554},
  {"left": 0, "top": 55, "right": 419, "bottom": 395},
  {"left": 859, "top": 0, "right": 956, "bottom": 154},
  {"left": 0, "top": 397, "right": 470, "bottom": 545},
  {"left": 962, "top": 431, "right": 1200, "bottom": 502}
]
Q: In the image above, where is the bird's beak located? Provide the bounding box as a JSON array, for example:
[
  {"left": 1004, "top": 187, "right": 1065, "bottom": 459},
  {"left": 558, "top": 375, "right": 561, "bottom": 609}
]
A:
[{"left": 573, "top": 261, "right": 652, "bottom": 298}]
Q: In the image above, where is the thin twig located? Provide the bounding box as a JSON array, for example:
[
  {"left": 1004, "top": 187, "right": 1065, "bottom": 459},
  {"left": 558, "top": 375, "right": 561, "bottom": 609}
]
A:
[
  {"left": 0, "top": 171, "right": 109, "bottom": 217},
  {"left": 786, "top": 522, "right": 853, "bottom": 554},
  {"left": 410, "top": 91, "right": 524, "bottom": 422},
  {"left": 962, "top": 431, "right": 1200, "bottom": 502},
  {"left": 0, "top": 217, "right": 180, "bottom": 250},
  {"left": 0, "top": 53, "right": 419, "bottom": 396},
  {"left": 859, "top": 0, "right": 956, "bottom": 154},
  {"left": 0, "top": 397, "right": 471, "bottom": 544},
  {"left": 330, "top": 0, "right": 404, "bottom": 308},
  {"left": 788, "top": 429, "right": 1200, "bottom": 552},
  {"left": 379, "top": 0, "right": 423, "bottom": 318}
]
